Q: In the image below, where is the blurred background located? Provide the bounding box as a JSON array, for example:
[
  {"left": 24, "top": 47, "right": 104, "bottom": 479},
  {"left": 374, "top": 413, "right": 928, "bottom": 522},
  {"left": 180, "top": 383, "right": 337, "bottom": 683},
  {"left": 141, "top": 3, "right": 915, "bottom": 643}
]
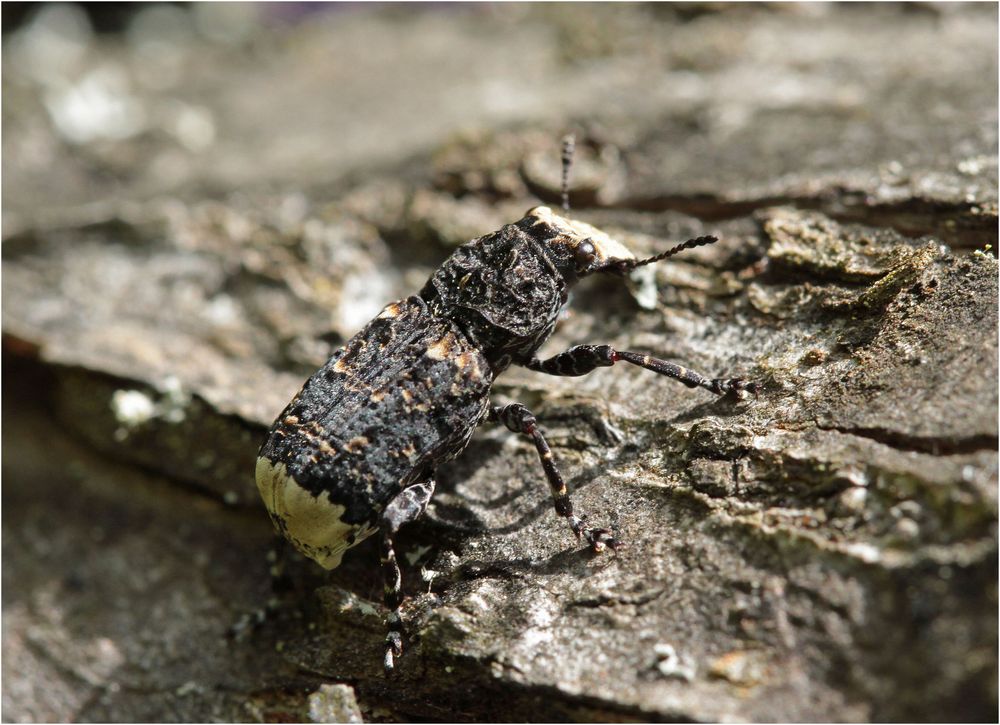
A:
[
  {"left": 3, "top": 3, "right": 997, "bottom": 723},
  {"left": 5, "top": 2, "right": 996, "bottom": 235}
]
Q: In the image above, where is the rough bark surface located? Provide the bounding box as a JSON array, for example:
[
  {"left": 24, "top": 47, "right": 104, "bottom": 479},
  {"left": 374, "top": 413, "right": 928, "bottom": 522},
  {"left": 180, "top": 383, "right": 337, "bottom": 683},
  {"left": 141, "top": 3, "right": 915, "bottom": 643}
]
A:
[{"left": 3, "top": 4, "right": 997, "bottom": 723}]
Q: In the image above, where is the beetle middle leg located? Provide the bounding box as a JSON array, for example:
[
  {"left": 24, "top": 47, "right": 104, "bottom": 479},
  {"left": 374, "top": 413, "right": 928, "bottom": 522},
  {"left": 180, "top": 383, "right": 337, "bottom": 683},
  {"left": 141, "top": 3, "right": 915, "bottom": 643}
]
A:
[
  {"left": 524, "top": 344, "right": 758, "bottom": 396},
  {"left": 380, "top": 478, "right": 435, "bottom": 674},
  {"left": 489, "top": 403, "right": 621, "bottom": 553}
]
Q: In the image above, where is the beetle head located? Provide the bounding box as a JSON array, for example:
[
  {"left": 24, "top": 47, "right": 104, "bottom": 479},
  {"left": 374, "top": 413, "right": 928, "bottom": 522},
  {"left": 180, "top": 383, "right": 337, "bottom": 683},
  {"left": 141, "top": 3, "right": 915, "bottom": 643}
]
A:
[{"left": 521, "top": 205, "right": 718, "bottom": 281}]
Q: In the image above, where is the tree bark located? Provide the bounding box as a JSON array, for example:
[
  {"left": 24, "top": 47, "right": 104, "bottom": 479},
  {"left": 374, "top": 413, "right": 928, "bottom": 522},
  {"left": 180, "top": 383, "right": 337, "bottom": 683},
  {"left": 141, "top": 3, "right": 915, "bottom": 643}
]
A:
[{"left": 3, "top": 4, "right": 996, "bottom": 722}]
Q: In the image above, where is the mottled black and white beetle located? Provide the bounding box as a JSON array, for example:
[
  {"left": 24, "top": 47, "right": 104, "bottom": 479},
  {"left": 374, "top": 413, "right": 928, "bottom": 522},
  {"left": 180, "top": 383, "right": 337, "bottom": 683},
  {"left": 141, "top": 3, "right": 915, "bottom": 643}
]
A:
[{"left": 256, "top": 136, "right": 757, "bottom": 672}]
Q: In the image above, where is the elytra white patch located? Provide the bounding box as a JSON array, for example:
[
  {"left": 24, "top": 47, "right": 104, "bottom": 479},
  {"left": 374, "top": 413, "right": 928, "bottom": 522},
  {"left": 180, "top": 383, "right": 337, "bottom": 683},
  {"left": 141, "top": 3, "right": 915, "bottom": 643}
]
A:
[{"left": 255, "top": 457, "right": 376, "bottom": 570}]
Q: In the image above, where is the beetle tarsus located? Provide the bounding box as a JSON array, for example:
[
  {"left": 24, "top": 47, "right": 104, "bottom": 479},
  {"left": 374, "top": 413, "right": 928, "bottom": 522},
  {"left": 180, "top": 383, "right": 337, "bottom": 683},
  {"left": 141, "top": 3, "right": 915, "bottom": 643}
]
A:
[
  {"left": 584, "top": 527, "right": 622, "bottom": 554},
  {"left": 709, "top": 377, "right": 761, "bottom": 399},
  {"left": 384, "top": 631, "right": 402, "bottom": 674}
]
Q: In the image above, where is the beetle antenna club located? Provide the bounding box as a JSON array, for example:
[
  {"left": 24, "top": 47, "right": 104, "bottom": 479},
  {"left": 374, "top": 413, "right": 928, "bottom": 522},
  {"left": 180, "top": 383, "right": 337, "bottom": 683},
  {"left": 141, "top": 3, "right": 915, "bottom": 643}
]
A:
[
  {"left": 255, "top": 136, "right": 758, "bottom": 675},
  {"left": 560, "top": 133, "right": 575, "bottom": 212}
]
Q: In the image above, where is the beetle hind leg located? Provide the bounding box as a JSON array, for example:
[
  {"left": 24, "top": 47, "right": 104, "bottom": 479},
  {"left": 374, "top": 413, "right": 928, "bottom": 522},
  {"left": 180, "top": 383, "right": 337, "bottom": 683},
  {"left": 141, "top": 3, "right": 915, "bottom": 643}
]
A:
[
  {"left": 489, "top": 403, "right": 622, "bottom": 553},
  {"left": 379, "top": 478, "right": 436, "bottom": 674},
  {"left": 228, "top": 536, "right": 291, "bottom": 641}
]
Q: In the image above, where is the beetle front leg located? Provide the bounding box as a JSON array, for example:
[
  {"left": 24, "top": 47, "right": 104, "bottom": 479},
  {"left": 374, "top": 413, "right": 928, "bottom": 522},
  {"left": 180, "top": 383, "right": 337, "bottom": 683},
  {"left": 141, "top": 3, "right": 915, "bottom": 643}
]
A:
[
  {"left": 489, "top": 403, "right": 622, "bottom": 553},
  {"left": 380, "top": 478, "right": 436, "bottom": 674},
  {"left": 524, "top": 344, "right": 758, "bottom": 396}
]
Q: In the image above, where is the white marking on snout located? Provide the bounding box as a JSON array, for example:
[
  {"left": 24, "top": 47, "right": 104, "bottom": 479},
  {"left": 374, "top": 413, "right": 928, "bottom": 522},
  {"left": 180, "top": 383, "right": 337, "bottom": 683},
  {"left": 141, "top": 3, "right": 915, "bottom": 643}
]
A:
[{"left": 527, "top": 206, "right": 635, "bottom": 264}]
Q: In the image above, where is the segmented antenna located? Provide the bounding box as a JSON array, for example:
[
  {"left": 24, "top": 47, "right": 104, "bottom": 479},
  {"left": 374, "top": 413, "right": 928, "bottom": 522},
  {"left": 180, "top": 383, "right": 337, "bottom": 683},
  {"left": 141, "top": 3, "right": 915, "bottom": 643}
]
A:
[
  {"left": 560, "top": 134, "right": 575, "bottom": 213},
  {"left": 607, "top": 235, "right": 719, "bottom": 274}
]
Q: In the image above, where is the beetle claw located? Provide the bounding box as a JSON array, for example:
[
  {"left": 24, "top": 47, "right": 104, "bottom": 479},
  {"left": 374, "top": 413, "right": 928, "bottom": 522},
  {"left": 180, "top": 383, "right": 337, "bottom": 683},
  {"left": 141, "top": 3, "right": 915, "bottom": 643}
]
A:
[
  {"left": 733, "top": 378, "right": 762, "bottom": 399},
  {"left": 585, "top": 527, "right": 623, "bottom": 554},
  {"left": 384, "top": 631, "right": 402, "bottom": 675}
]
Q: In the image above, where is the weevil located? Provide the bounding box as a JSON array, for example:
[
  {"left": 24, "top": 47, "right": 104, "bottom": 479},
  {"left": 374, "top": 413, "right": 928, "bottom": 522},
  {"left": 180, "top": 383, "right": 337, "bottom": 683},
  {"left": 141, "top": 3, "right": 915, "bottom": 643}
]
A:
[{"left": 255, "top": 136, "right": 758, "bottom": 672}]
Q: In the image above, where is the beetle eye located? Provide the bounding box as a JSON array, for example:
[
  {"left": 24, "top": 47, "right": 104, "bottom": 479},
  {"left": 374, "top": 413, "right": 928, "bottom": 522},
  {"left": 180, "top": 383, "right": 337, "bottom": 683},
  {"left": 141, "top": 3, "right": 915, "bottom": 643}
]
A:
[{"left": 575, "top": 239, "right": 597, "bottom": 272}]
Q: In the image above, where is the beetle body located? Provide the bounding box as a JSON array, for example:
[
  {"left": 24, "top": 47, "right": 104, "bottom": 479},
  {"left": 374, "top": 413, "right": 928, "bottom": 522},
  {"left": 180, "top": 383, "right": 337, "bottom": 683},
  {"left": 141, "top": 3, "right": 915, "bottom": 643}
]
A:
[
  {"left": 256, "top": 208, "right": 631, "bottom": 569},
  {"left": 256, "top": 197, "right": 754, "bottom": 672},
  {"left": 255, "top": 295, "right": 491, "bottom": 569}
]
